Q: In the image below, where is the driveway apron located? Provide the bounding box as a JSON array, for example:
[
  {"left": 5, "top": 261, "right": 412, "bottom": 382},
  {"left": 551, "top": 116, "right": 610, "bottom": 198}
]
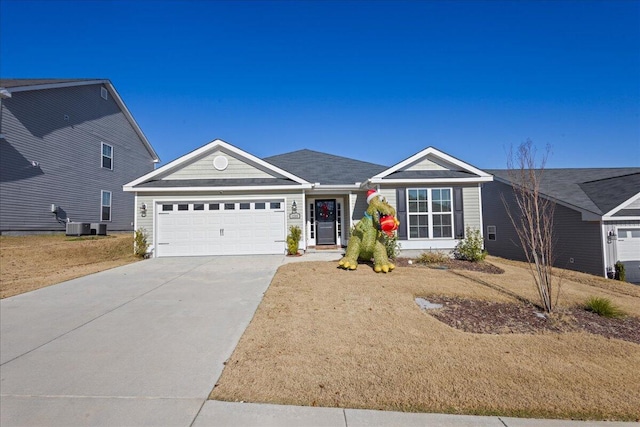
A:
[{"left": 0, "top": 255, "right": 283, "bottom": 427}]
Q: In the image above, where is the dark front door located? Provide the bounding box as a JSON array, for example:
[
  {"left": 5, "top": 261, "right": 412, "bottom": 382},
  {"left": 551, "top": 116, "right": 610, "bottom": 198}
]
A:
[{"left": 315, "top": 199, "right": 336, "bottom": 245}]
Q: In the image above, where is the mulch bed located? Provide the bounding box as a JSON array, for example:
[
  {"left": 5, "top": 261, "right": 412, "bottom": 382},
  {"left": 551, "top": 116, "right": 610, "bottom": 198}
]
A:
[
  {"left": 395, "top": 257, "right": 505, "bottom": 274},
  {"left": 422, "top": 295, "right": 640, "bottom": 345}
]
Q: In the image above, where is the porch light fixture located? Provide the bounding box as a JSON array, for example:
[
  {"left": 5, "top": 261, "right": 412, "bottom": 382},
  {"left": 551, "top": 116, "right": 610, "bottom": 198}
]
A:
[
  {"left": 291, "top": 201, "right": 297, "bottom": 214},
  {"left": 607, "top": 230, "right": 617, "bottom": 243},
  {"left": 140, "top": 203, "right": 147, "bottom": 217}
]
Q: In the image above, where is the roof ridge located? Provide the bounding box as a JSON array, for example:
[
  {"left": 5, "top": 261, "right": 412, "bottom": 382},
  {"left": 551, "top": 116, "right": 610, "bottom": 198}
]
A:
[
  {"left": 580, "top": 171, "right": 640, "bottom": 184},
  {"left": 266, "top": 148, "right": 387, "bottom": 167}
]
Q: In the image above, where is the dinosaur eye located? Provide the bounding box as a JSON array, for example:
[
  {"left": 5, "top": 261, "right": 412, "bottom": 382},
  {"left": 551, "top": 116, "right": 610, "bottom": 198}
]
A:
[{"left": 381, "top": 197, "right": 386, "bottom": 203}]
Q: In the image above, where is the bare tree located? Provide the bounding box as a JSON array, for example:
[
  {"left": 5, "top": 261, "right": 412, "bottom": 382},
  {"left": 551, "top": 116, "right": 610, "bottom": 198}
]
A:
[{"left": 502, "top": 140, "right": 558, "bottom": 313}]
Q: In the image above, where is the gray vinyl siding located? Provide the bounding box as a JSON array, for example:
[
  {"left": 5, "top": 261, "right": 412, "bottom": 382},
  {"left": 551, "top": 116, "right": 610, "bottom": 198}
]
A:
[
  {"left": 482, "top": 180, "right": 604, "bottom": 276},
  {"left": 403, "top": 156, "right": 447, "bottom": 171},
  {"left": 350, "top": 191, "right": 369, "bottom": 222},
  {"left": 625, "top": 198, "right": 640, "bottom": 209},
  {"left": 462, "top": 186, "right": 481, "bottom": 232},
  {"left": 161, "top": 149, "right": 275, "bottom": 180},
  {"left": 0, "top": 84, "right": 156, "bottom": 232}
]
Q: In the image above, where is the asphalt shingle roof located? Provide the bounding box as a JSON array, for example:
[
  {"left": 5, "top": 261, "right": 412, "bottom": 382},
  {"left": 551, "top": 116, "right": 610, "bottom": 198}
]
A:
[
  {"left": 136, "top": 178, "right": 298, "bottom": 188},
  {"left": 487, "top": 168, "right": 640, "bottom": 215},
  {"left": 385, "top": 170, "right": 477, "bottom": 179},
  {"left": 0, "top": 79, "right": 101, "bottom": 89},
  {"left": 264, "top": 149, "right": 387, "bottom": 185}
]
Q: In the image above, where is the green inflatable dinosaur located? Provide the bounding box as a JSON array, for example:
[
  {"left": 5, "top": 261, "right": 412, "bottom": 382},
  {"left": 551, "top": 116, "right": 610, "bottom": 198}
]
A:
[{"left": 339, "top": 189, "right": 399, "bottom": 273}]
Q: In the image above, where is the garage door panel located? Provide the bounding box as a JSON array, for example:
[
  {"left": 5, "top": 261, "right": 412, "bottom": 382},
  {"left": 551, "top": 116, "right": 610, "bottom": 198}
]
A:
[
  {"left": 617, "top": 228, "right": 640, "bottom": 283},
  {"left": 156, "top": 201, "right": 286, "bottom": 257}
]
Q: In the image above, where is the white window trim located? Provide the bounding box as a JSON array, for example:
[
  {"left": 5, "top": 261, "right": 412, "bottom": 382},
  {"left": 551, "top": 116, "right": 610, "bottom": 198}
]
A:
[
  {"left": 101, "top": 190, "right": 112, "bottom": 222},
  {"left": 406, "top": 187, "right": 454, "bottom": 239},
  {"left": 101, "top": 142, "right": 113, "bottom": 170},
  {"left": 487, "top": 225, "right": 497, "bottom": 241}
]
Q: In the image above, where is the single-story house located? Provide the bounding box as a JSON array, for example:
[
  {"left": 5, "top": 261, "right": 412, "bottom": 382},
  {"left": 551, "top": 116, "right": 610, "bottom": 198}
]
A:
[
  {"left": 483, "top": 168, "right": 640, "bottom": 283},
  {"left": 123, "top": 139, "right": 493, "bottom": 257}
]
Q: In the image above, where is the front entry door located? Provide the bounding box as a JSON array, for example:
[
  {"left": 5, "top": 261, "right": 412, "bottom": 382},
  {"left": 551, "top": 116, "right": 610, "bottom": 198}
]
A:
[{"left": 315, "top": 199, "right": 336, "bottom": 245}]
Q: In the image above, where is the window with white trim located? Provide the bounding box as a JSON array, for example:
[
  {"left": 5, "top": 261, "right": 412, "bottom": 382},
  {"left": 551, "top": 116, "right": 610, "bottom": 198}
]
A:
[
  {"left": 407, "top": 188, "right": 453, "bottom": 239},
  {"left": 487, "top": 225, "right": 496, "bottom": 241},
  {"left": 101, "top": 142, "right": 113, "bottom": 170},
  {"left": 101, "top": 190, "right": 111, "bottom": 221}
]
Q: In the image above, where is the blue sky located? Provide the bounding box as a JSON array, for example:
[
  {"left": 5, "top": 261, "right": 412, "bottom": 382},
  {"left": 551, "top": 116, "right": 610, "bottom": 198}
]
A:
[{"left": 1, "top": 0, "right": 639, "bottom": 168}]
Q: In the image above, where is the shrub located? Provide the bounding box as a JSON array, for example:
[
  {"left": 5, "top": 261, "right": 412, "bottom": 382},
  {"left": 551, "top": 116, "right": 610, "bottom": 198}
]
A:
[
  {"left": 614, "top": 261, "right": 626, "bottom": 282},
  {"left": 453, "top": 227, "right": 487, "bottom": 262},
  {"left": 416, "top": 251, "right": 449, "bottom": 264},
  {"left": 584, "top": 296, "right": 626, "bottom": 318},
  {"left": 383, "top": 232, "right": 401, "bottom": 260},
  {"left": 287, "top": 225, "right": 302, "bottom": 255},
  {"left": 133, "top": 227, "right": 149, "bottom": 258}
]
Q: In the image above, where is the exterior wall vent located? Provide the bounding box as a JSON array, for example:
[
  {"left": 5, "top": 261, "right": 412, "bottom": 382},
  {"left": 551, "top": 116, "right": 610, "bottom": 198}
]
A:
[{"left": 101, "top": 87, "right": 108, "bottom": 100}]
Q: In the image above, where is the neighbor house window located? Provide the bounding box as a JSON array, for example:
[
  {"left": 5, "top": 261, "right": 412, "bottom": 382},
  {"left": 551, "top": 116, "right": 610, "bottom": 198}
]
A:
[
  {"left": 487, "top": 226, "right": 496, "bottom": 241},
  {"left": 101, "top": 142, "right": 113, "bottom": 170},
  {"left": 101, "top": 191, "right": 111, "bottom": 221},
  {"left": 407, "top": 188, "right": 453, "bottom": 239}
]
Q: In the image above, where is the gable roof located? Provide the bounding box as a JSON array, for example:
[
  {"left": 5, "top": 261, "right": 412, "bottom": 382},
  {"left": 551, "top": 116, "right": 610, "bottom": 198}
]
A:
[
  {"left": 488, "top": 168, "right": 640, "bottom": 217},
  {"left": 125, "top": 139, "right": 311, "bottom": 192},
  {"left": 0, "top": 78, "right": 160, "bottom": 162},
  {"left": 369, "top": 146, "right": 493, "bottom": 184},
  {"left": 0, "top": 79, "right": 100, "bottom": 90},
  {"left": 264, "top": 149, "right": 387, "bottom": 186}
]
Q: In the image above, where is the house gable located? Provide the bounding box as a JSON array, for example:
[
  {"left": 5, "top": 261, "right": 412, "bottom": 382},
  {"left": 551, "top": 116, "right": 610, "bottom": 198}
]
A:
[
  {"left": 370, "top": 147, "right": 493, "bottom": 184},
  {"left": 124, "top": 139, "right": 311, "bottom": 192},
  {"left": 161, "top": 149, "right": 277, "bottom": 180}
]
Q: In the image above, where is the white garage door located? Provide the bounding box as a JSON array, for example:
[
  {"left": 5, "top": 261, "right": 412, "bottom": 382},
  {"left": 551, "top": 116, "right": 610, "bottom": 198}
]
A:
[
  {"left": 156, "top": 200, "right": 286, "bottom": 257},
  {"left": 617, "top": 228, "right": 640, "bottom": 283}
]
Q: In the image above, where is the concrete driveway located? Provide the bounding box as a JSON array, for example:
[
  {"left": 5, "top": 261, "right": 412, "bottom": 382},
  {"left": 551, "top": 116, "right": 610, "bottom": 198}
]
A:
[
  {"left": 2, "top": 252, "right": 634, "bottom": 427},
  {"left": 1, "top": 255, "right": 283, "bottom": 427}
]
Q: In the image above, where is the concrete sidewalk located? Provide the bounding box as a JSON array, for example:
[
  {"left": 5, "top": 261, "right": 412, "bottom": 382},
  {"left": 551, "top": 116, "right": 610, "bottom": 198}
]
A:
[
  {"left": 194, "top": 401, "right": 635, "bottom": 427},
  {"left": 1, "top": 253, "right": 636, "bottom": 426}
]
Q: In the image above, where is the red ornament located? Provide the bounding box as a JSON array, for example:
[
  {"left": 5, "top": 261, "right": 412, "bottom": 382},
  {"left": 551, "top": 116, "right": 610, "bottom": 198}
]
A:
[{"left": 380, "top": 215, "right": 398, "bottom": 236}]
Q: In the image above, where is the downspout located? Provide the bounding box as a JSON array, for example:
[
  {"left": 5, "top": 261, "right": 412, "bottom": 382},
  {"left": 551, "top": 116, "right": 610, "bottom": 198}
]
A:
[{"left": 478, "top": 183, "right": 485, "bottom": 241}]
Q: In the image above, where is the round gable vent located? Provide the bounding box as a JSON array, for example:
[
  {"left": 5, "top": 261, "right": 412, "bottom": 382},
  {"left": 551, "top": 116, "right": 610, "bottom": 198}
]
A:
[{"left": 213, "top": 155, "right": 229, "bottom": 171}]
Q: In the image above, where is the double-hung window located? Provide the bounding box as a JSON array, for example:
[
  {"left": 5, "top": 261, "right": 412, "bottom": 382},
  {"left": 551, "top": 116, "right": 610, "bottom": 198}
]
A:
[
  {"left": 101, "top": 142, "right": 113, "bottom": 170},
  {"left": 101, "top": 190, "right": 112, "bottom": 221},
  {"left": 407, "top": 188, "right": 453, "bottom": 239}
]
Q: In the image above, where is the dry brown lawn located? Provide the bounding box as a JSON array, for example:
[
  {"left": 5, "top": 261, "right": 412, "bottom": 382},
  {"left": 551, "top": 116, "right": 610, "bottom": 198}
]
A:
[
  {"left": 1, "top": 233, "right": 140, "bottom": 299},
  {"left": 210, "top": 257, "right": 640, "bottom": 421}
]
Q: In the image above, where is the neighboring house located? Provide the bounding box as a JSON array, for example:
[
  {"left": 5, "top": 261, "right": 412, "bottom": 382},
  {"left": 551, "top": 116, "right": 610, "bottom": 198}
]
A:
[
  {"left": 0, "top": 79, "right": 160, "bottom": 233},
  {"left": 123, "top": 139, "right": 492, "bottom": 257},
  {"left": 483, "top": 169, "right": 640, "bottom": 282}
]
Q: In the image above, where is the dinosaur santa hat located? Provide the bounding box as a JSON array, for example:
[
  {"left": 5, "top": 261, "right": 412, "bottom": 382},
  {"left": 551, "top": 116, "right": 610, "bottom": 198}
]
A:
[{"left": 366, "top": 189, "right": 381, "bottom": 204}]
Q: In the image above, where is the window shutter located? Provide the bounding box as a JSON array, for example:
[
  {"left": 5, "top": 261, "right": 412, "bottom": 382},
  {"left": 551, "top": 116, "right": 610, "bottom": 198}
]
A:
[
  {"left": 454, "top": 187, "right": 464, "bottom": 239},
  {"left": 396, "top": 188, "right": 407, "bottom": 240}
]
